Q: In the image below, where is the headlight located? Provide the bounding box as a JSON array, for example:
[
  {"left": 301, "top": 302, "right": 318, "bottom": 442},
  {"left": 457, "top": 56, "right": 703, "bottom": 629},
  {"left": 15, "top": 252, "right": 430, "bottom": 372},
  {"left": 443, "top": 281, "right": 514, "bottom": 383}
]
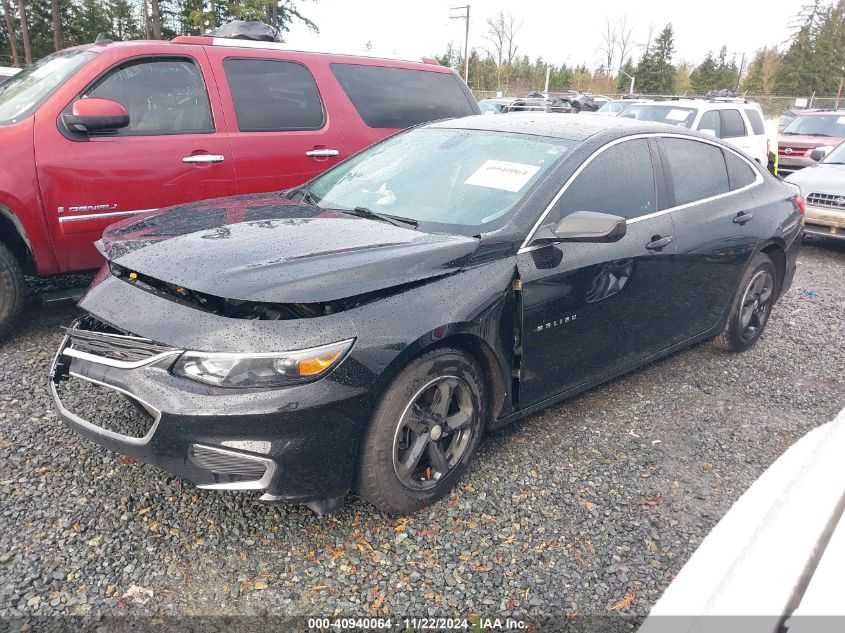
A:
[{"left": 171, "top": 339, "right": 354, "bottom": 388}]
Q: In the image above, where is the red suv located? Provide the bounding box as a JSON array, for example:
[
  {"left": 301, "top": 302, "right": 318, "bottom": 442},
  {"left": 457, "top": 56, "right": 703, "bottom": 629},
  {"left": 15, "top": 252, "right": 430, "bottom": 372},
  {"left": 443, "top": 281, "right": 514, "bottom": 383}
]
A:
[
  {"left": 778, "top": 110, "right": 845, "bottom": 176},
  {"left": 0, "top": 36, "right": 479, "bottom": 336}
]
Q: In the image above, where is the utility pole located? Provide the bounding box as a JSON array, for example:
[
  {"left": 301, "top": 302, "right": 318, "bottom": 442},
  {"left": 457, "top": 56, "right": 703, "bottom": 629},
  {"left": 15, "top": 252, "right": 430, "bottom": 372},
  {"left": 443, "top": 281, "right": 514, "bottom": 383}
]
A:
[
  {"left": 450, "top": 5, "right": 470, "bottom": 84},
  {"left": 736, "top": 52, "right": 746, "bottom": 91},
  {"left": 619, "top": 69, "right": 635, "bottom": 95}
]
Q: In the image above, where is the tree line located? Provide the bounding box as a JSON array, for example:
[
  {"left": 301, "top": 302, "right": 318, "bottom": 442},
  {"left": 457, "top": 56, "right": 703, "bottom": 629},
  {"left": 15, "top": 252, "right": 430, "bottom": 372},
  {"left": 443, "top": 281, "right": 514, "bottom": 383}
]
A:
[
  {"left": 441, "top": 2, "right": 845, "bottom": 97},
  {"left": 0, "top": 0, "right": 316, "bottom": 67}
]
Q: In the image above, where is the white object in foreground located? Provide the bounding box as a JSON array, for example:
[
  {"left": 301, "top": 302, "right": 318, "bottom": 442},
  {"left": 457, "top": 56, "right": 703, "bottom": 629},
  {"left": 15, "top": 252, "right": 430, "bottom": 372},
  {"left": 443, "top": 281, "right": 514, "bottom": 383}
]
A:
[{"left": 640, "top": 406, "right": 845, "bottom": 633}]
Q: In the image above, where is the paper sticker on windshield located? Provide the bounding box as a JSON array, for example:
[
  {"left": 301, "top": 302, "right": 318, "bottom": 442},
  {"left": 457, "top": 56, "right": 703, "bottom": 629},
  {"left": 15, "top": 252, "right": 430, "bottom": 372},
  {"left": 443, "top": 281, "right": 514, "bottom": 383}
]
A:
[
  {"left": 465, "top": 160, "right": 541, "bottom": 192},
  {"left": 666, "top": 109, "right": 690, "bottom": 122},
  {"left": 838, "top": 116, "right": 845, "bottom": 124}
]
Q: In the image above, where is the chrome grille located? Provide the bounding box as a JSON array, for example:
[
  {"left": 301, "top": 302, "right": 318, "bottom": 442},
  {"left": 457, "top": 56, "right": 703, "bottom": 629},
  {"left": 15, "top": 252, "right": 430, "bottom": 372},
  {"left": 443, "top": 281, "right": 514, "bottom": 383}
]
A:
[
  {"left": 806, "top": 192, "right": 845, "bottom": 209},
  {"left": 63, "top": 317, "right": 178, "bottom": 366}
]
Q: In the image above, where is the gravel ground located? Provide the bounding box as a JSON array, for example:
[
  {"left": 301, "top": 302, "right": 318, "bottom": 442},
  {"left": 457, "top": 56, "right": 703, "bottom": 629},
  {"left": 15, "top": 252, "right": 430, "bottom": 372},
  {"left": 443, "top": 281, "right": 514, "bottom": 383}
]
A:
[{"left": 1, "top": 239, "right": 844, "bottom": 627}]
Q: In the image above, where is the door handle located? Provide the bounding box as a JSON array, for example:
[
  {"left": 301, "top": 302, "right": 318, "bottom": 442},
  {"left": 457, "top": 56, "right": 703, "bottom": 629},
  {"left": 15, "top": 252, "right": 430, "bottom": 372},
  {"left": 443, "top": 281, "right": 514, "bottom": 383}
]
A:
[
  {"left": 733, "top": 211, "right": 754, "bottom": 225},
  {"left": 182, "top": 154, "right": 225, "bottom": 164},
  {"left": 305, "top": 148, "right": 340, "bottom": 157},
  {"left": 645, "top": 235, "right": 673, "bottom": 251}
]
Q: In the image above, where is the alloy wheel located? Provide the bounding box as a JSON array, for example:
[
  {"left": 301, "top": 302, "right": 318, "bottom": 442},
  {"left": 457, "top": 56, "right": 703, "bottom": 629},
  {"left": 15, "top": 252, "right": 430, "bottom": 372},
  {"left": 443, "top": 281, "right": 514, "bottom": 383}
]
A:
[
  {"left": 739, "top": 269, "right": 774, "bottom": 341},
  {"left": 392, "top": 376, "right": 477, "bottom": 491}
]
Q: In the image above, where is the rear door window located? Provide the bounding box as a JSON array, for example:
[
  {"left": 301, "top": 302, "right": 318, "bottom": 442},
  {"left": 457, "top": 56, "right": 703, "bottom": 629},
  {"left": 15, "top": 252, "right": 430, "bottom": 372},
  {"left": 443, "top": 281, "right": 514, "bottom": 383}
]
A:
[
  {"left": 697, "top": 110, "right": 721, "bottom": 137},
  {"left": 330, "top": 63, "right": 476, "bottom": 128},
  {"left": 223, "top": 58, "right": 325, "bottom": 132},
  {"left": 553, "top": 139, "right": 656, "bottom": 221},
  {"left": 85, "top": 57, "right": 213, "bottom": 135},
  {"left": 720, "top": 109, "right": 747, "bottom": 138},
  {"left": 744, "top": 108, "right": 765, "bottom": 135},
  {"left": 661, "top": 138, "right": 729, "bottom": 206}
]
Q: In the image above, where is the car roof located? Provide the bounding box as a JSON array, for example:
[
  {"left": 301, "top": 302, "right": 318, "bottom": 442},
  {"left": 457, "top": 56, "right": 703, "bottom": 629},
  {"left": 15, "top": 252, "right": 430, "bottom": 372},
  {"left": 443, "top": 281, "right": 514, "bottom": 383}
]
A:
[
  {"left": 792, "top": 109, "right": 845, "bottom": 117},
  {"left": 70, "top": 38, "right": 451, "bottom": 72},
  {"left": 632, "top": 99, "right": 762, "bottom": 110},
  {"left": 428, "top": 112, "right": 693, "bottom": 142}
]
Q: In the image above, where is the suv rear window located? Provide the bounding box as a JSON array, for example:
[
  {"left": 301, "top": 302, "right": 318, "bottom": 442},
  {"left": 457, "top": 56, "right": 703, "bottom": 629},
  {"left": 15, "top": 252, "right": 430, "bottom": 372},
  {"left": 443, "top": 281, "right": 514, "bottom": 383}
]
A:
[
  {"left": 330, "top": 63, "right": 475, "bottom": 129},
  {"left": 744, "top": 108, "right": 765, "bottom": 135},
  {"left": 224, "top": 58, "right": 325, "bottom": 132}
]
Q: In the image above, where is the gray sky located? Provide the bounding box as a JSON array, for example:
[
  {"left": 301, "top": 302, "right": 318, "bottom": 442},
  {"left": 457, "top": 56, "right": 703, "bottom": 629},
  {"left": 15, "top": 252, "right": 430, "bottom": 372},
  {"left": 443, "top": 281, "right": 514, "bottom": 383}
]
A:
[{"left": 283, "top": 0, "right": 798, "bottom": 71}]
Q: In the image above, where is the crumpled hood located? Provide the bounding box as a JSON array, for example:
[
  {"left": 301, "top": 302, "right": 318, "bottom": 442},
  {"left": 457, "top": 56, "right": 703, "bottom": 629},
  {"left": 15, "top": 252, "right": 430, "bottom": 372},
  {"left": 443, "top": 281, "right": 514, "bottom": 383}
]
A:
[{"left": 101, "top": 193, "right": 480, "bottom": 304}]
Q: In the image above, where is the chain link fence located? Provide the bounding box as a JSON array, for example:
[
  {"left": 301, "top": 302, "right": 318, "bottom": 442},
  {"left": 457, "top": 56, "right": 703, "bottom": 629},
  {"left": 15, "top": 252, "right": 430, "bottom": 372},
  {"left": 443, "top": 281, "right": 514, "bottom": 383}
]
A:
[{"left": 471, "top": 90, "right": 844, "bottom": 120}]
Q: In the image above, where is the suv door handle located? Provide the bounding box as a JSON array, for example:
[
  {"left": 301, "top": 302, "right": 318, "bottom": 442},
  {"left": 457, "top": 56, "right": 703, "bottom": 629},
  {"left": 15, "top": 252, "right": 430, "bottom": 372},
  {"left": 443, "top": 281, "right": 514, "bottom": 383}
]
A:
[
  {"left": 645, "top": 235, "right": 673, "bottom": 251},
  {"left": 733, "top": 211, "right": 754, "bottom": 224},
  {"left": 182, "top": 154, "right": 225, "bottom": 164},
  {"left": 305, "top": 148, "right": 340, "bottom": 157}
]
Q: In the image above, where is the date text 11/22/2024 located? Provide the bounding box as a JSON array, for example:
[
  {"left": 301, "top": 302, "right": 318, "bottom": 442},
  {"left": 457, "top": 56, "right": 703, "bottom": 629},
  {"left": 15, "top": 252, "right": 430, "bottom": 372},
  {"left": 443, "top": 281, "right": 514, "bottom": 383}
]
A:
[{"left": 306, "top": 617, "right": 528, "bottom": 630}]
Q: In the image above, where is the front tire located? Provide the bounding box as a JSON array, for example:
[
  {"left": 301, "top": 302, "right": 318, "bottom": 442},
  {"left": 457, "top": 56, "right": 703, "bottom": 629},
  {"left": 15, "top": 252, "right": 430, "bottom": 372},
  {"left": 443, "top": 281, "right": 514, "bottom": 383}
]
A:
[
  {"left": 357, "top": 348, "right": 486, "bottom": 515},
  {"left": 714, "top": 252, "right": 776, "bottom": 352},
  {"left": 0, "top": 242, "right": 24, "bottom": 340}
]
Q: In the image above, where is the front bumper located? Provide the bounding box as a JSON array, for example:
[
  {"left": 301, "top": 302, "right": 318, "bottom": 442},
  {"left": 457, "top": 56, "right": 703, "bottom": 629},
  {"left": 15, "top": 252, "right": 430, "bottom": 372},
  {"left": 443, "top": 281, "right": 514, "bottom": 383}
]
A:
[
  {"left": 49, "top": 319, "right": 372, "bottom": 504},
  {"left": 778, "top": 155, "right": 814, "bottom": 176},
  {"left": 804, "top": 203, "right": 845, "bottom": 239}
]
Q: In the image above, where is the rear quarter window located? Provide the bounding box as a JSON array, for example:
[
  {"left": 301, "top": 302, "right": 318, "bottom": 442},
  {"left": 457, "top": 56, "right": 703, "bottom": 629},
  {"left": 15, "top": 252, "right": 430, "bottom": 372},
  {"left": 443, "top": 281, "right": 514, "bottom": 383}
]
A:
[
  {"left": 721, "top": 109, "right": 747, "bottom": 138},
  {"left": 330, "top": 63, "right": 476, "bottom": 129},
  {"left": 744, "top": 108, "right": 765, "bottom": 135},
  {"left": 724, "top": 150, "right": 757, "bottom": 190}
]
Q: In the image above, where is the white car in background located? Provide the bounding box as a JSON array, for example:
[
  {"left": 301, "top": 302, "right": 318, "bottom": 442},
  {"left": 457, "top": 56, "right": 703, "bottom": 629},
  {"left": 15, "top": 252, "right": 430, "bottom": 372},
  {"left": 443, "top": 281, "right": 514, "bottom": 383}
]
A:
[
  {"left": 0, "top": 66, "right": 20, "bottom": 84},
  {"left": 786, "top": 141, "right": 845, "bottom": 240},
  {"left": 619, "top": 98, "right": 769, "bottom": 165},
  {"left": 639, "top": 406, "right": 845, "bottom": 633}
]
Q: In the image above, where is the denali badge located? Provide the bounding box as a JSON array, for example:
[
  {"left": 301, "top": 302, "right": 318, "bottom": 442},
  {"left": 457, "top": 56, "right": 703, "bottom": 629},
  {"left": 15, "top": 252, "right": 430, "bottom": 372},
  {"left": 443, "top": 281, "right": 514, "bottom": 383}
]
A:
[{"left": 58, "top": 204, "right": 118, "bottom": 214}]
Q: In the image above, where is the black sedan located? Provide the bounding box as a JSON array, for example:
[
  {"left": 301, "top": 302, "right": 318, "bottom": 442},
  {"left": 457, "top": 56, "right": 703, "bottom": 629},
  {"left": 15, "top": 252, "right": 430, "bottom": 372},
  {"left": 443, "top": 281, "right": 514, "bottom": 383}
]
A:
[{"left": 49, "top": 114, "right": 805, "bottom": 515}]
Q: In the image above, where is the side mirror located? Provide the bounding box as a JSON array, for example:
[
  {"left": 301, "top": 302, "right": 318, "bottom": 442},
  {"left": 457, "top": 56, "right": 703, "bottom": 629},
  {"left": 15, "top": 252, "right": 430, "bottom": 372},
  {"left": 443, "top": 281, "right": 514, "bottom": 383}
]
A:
[
  {"left": 810, "top": 147, "right": 831, "bottom": 162},
  {"left": 62, "top": 97, "right": 129, "bottom": 134},
  {"left": 699, "top": 128, "right": 717, "bottom": 137},
  {"left": 534, "top": 210, "right": 627, "bottom": 244}
]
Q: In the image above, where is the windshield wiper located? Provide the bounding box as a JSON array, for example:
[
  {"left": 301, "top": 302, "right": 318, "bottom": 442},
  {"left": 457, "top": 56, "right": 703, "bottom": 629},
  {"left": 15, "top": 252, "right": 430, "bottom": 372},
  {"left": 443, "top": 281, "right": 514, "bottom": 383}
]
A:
[
  {"left": 283, "top": 186, "right": 318, "bottom": 206},
  {"left": 339, "top": 206, "right": 418, "bottom": 228}
]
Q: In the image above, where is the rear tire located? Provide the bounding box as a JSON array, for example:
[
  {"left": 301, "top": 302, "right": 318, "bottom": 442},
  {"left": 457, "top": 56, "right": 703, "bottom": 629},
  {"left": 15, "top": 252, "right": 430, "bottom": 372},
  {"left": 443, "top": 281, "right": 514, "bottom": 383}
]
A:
[
  {"left": 357, "top": 347, "right": 486, "bottom": 515},
  {"left": 714, "top": 252, "right": 776, "bottom": 352},
  {"left": 0, "top": 242, "right": 24, "bottom": 340}
]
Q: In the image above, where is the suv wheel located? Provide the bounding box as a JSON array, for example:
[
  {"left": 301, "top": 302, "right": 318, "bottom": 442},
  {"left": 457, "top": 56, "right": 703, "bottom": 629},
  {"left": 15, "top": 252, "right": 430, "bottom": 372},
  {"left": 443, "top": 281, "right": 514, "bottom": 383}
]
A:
[
  {"left": 714, "top": 252, "right": 776, "bottom": 352},
  {"left": 357, "top": 348, "right": 486, "bottom": 515},
  {"left": 0, "top": 242, "right": 24, "bottom": 340}
]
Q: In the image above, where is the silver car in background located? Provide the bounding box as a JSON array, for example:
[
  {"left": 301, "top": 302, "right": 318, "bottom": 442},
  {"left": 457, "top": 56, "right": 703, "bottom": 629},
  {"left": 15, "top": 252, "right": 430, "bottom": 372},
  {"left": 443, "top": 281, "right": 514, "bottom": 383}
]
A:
[{"left": 786, "top": 141, "right": 845, "bottom": 240}]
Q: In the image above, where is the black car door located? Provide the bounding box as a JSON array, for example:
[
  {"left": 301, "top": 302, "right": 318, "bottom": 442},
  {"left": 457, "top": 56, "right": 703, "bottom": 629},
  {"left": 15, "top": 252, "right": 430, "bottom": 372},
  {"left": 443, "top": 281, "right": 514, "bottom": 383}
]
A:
[
  {"left": 656, "top": 137, "right": 760, "bottom": 342},
  {"left": 517, "top": 137, "right": 680, "bottom": 408}
]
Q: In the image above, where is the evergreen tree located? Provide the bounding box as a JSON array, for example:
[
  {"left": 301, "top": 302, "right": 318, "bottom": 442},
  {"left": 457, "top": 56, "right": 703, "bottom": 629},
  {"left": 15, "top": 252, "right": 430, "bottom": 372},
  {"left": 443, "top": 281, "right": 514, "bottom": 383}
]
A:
[{"left": 636, "top": 23, "right": 675, "bottom": 93}]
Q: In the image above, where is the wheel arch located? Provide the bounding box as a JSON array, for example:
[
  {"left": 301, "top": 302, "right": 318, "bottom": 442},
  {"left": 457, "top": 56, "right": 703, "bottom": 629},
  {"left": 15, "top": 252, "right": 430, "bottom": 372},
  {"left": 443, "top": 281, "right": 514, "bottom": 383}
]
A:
[
  {"left": 758, "top": 239, "right": 786, "bottom": 299},
  {"left": 0, "top": 205, "right": 34, "bottom": 275},
  {"left": 375, "top": 328, "right": 511, "bottom": 428}
]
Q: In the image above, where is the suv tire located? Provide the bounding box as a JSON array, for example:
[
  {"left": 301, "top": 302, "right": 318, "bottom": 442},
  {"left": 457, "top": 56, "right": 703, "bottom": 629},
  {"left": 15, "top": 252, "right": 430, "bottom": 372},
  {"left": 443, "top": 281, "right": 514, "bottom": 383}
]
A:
[{"left": 0, "top": 242, "right": 24, "bottom": 340}]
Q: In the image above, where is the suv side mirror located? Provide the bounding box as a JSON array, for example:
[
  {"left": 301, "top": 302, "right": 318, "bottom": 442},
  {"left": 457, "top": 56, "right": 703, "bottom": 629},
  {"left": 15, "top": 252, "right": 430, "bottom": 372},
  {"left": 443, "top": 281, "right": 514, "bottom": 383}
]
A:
[
  {"left": 62, "top": 98, "right": 129, "bottom": 134},
  {"left": 534, "top": 210, "right": 627, "bottom": 244},
  {"left": 810, "top": 147, "right": 830, "bottom": 162}
]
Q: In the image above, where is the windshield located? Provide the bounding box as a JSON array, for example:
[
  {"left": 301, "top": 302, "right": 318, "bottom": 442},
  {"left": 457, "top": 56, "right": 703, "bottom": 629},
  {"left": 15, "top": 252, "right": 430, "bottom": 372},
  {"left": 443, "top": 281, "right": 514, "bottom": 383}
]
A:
[
  {"left": 479, "top": 100, "right": 508, "bottom": 114},
  {"left": 307, "top": 127, "right": 571, "bottom": 235},
  {"left": 619, "top": 104, "right": 696, "bottom": 127},
  {"left": 783, "top": 114, "right": 845, "bottom": 137},
  {"left": 0, "top": 50, "right": 95, "bottom": 126},
  {"left": 599, "top": 101, "right": 630, "bottom": 114}
]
